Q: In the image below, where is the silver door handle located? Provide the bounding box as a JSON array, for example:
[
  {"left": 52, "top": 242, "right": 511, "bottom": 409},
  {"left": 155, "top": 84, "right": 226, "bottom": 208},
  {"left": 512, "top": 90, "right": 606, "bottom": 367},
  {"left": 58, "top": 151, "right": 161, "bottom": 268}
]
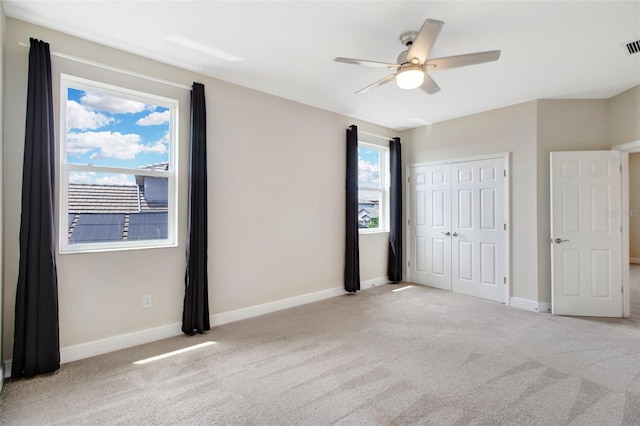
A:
[
  {"left": 441, "top": 232, "right": 451, "bottom": 236},
  {"left": 553, "top": 238, "right": 569, "bottom": 244},
  {"left": 452, "top": 232, "right": 459, "bottom": 237}
]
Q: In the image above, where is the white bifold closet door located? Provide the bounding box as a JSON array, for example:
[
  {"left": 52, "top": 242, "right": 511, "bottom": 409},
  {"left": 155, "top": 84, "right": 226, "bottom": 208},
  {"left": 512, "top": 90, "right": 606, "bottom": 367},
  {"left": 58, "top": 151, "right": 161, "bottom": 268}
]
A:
[{"left": 410, "top": 157, "right": 506, "bottom": 303}]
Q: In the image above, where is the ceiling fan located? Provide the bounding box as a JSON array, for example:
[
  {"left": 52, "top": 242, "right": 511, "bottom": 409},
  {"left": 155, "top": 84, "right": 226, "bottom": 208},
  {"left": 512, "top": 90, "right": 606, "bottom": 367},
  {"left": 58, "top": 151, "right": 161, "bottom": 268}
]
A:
[{"left": 334, "top": 19, "right": 501, "bottom": 95}]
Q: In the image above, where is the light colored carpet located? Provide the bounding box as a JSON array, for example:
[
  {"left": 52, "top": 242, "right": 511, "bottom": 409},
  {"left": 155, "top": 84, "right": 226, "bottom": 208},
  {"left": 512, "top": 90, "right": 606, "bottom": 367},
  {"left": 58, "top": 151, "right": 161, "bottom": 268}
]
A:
[{"left": 2, "top": 268, "right": 640, "bottom": 425}]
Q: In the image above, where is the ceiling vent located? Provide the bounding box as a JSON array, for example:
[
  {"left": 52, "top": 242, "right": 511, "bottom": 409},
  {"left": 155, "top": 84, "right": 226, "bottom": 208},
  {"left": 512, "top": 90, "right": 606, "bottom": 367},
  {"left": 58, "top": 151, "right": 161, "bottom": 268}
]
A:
[{"left": 623, "top": 39, "right": 640, "bottom": 55}]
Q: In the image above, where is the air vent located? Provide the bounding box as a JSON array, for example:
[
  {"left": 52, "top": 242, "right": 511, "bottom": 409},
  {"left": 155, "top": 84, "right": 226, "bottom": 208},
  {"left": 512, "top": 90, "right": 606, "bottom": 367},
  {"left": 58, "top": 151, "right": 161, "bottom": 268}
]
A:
[{"left": 623, "top": 39, "right": 640, "bottom": 55}]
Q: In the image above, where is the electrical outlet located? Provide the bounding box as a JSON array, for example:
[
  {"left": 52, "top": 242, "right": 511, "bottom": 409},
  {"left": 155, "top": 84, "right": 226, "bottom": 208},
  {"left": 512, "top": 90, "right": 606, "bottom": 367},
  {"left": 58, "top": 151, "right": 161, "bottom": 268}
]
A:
[{"left": 142, "top": 294, "right": 152, "bottom": 309}]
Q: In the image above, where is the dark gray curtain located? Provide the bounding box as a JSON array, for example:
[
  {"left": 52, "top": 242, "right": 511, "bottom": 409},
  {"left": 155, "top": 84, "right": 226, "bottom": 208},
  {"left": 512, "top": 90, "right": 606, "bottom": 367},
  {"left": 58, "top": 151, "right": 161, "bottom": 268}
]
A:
[
  {"left": 12, "top": 38, "right": 60, "bottom": 377},
  {"left": 345, "top": 125, "right": 360, "bottom": 292},
  {"left": 388, "top": 137, "right": 403, "bottom": 282},
  {"left": 182, "top": 82, "right": 210, "bottom": 335}
]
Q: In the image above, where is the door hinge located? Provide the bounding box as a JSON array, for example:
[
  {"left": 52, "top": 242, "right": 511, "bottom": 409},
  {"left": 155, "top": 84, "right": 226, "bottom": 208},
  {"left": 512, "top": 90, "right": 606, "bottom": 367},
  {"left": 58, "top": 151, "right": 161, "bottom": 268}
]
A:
[
  {"left": 621, "top": 225, "right": 623, "bottom": 233},
  {"left": 503, "top": 170, "right": 506, "bottom": 177},
  {"left": 408, "top": 260, "right": 411, "bottom": 267},
  {"left": 503, "top": 277, "right": 507, "bottom": 284},
  {"left": 504, "top": 223, "right": 507, "bottom": 231},
  {"left": 620, "top": 164, "right": 622, "bottom": 172},
  {"left": 621, "top": 286, "right": 624, "bottom": 293},
  {"left": 408, "top": 219, "right": 411, "bottom": 225},
  {"left": 408, "top": 176, "right": 411, "bottom": 183}
]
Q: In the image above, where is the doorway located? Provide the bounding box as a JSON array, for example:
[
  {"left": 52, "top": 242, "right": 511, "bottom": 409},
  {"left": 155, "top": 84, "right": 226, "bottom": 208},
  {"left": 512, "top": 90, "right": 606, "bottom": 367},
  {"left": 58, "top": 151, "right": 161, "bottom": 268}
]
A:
[{"left": 611, "top": 139, "right": 640, "bottom": 317}]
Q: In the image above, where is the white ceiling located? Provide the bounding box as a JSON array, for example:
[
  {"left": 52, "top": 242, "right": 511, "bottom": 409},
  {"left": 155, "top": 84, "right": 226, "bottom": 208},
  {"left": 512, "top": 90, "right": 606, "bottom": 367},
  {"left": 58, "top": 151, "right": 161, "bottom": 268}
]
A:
[{"left": 3, "top": 1, "right": 640, "bottom": 130}]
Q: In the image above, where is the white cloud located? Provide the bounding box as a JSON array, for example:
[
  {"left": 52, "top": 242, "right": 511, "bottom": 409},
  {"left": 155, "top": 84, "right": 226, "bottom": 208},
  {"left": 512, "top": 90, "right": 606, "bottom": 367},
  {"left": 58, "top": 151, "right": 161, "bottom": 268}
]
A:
[
  {"left": 67, "top": 131, "right": 167, "bottom": 160},
  {"left": 95, "top": 174, "right": 136, "bottom": 186},
  {"left": 81, "top": 93, "right": 146, "bottom": 114},
  {"left": 358, "top": 158, "right": 380, "bottom": 188},
  {"left": 68, "top": 171, "right": 135, "bottom": 186},
  {"left": 68, "top": 171, "right": 96, "bottom": 184},
  {"left": 67, "top": 100, "right": 113, "bottom": 130},
  {"left": 158, "top": 131, "right": 170, "bottom": 145},
  {"left": 136, "top": 110, "right": 170, "bottom": 126}
]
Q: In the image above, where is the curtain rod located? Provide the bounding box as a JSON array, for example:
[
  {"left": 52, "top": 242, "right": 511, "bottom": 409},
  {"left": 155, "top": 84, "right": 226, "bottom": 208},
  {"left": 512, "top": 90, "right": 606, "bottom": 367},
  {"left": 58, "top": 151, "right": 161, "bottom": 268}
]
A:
[
  {"left": 19, "top": 42, "right": 193, "bottom": 91},
  {"left": 351, "top": 128, "right": 396, "bottom": 142}
]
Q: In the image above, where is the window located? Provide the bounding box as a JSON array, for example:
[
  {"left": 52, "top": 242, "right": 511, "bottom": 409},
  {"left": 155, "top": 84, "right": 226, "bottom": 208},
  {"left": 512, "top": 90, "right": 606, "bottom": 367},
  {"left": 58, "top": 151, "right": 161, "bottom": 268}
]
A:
[
  {"left": 358, "top": 142, "right": 389, "bottom": 233},
  {"left": 60, "top": 74, "right": 178, "bottom": 253}
]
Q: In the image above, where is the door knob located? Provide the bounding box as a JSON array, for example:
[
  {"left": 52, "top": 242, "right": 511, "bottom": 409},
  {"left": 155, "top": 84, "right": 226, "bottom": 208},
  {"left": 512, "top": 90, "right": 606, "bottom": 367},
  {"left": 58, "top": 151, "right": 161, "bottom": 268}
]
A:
[
  {"left": 452, "top": 232, "right": 459, "bottom": 237},
  {"left": 553, "top": 238, "right": 569, "bottom": 244},
  {"left": 441, "top": 232, "right": 451, "bottom": 236}
]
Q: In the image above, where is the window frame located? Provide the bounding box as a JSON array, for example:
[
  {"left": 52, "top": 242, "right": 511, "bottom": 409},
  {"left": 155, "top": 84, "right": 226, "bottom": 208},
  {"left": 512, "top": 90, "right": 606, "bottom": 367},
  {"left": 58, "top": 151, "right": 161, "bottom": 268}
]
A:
[
  {"left": 357, "top": 141, "right": 390, "bottom": 234},
  {"left": 59, "top": 74, "right": 179, "bottom": 254}
]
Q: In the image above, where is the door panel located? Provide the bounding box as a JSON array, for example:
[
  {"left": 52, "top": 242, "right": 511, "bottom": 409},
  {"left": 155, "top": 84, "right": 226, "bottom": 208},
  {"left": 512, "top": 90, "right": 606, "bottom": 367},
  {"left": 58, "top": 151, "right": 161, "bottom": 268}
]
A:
[
  {"left": 410, "top": 164, "right": 452, "bottom": 290},
  {"left": 551, "top": 151, "right": 622, "bottom": 317},
  {"left": 457, "top": 240, "right": 473, "bottom": 281},
  {"left": 451, "top": 158, "right": 505, "bottom": 302}
]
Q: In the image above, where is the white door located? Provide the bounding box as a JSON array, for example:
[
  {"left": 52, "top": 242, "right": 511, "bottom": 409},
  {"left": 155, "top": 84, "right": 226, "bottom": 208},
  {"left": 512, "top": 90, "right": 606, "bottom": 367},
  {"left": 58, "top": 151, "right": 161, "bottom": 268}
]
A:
[
  {"left": 551, "top": 151, "right": 623, "bottom": 317},
  {"left": 409, "top": 156, "right": 507, "bottom": 303},
  {"left": 409, "top": 164, "right": 452, "bottom": 290},
  {"left": 451, "top": 158, "right": 505, "bottom": 302}
]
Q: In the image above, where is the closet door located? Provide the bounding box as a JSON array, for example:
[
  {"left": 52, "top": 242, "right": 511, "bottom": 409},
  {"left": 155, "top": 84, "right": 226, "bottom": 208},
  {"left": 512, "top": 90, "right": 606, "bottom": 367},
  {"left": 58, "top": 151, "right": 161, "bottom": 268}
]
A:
[
  {"left": 451, "top": 158, "right": 505, "bottom": 302},
  {"left": 409, "top": 164, "right": 452, "bottom": 290}
]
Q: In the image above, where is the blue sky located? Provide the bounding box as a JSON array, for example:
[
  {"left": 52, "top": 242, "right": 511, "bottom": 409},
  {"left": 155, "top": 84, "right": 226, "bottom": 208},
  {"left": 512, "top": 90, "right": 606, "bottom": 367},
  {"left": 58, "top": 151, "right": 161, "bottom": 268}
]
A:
[
  {"left": 66, "top": 87, "right": 170, "bottom": 185},
  {"left": 358, "top": 146, "right": 380, "bottom": 188},
  {"left": 358, "top": 146, "right": 381, "bottom": 204}
]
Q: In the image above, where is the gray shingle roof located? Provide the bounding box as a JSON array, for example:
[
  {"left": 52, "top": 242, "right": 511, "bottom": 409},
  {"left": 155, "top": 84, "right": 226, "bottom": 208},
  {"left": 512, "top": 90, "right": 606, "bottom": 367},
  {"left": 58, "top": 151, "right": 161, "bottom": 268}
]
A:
[
  {"left": 68, "top": 183, "right": 168, "bottom": 214},
  {"left": 67, "top": 183, "right": 168, "bottom": 242}
]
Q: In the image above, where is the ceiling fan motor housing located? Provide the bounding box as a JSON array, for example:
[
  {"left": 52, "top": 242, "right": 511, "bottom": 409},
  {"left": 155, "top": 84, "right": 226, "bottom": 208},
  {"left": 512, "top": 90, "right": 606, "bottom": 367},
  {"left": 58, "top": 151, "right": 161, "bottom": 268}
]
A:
[{"left": 398, "top": 31, "right": 422, "bottom": 65}]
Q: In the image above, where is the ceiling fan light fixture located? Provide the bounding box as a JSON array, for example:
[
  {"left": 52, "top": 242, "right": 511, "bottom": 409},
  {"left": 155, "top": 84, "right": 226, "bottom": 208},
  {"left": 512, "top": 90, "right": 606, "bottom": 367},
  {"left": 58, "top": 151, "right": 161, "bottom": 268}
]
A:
[{"left": 396, "top": 67, "right": 424, "bottom": 89}]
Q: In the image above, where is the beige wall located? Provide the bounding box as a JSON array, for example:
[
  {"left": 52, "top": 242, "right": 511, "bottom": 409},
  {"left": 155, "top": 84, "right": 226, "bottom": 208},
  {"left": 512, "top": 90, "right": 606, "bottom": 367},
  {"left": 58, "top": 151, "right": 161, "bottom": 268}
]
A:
[
  {"left": 0, "top": 4, "right": 5, "bottom": 383},
  {"left": 535, "top": 99, "right": 610, "bottom": 303},
  {"left": 2, "top": 19, "right": 395, "bottom": 360},
  {"left": 608, "top": 85, "right": 640, "bottom": 147},
  {"left": 404, "top": 101, "right": 539, "bottom": 301}
]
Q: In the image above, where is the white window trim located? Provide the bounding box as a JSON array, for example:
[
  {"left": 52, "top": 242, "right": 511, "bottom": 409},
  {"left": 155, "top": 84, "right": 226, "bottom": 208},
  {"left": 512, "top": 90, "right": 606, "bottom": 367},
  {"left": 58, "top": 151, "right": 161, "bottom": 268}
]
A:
[
  {"left": 358, "top": 141, "right": 390, "bottom": 234},
  {"left": 59, "top": 74, "right": 179, "bottom": 254}
]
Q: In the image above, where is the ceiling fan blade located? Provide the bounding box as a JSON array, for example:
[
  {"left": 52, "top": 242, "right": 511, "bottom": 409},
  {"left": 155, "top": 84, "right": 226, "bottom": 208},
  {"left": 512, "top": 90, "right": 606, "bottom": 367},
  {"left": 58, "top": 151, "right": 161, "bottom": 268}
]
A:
[
  {"left": 356, "top": 74, "right": 396, "bottom": 95},
  {"left": 406, "top": 19, "right": 444, "bottom": 64},
  {"left": 420, "top": 73, "right": 441, "bottom": 95},
  {"left": 426, "top": 50, "right": 501, "bottom": 71},
  {"left": 334, "top": 57, "right": 400, "bottom": 69}
]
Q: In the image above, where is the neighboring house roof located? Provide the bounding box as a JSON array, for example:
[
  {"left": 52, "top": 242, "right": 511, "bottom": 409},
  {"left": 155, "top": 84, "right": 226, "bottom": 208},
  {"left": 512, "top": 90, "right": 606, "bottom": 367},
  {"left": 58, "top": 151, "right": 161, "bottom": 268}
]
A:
[
  {"left": 139, "top": 162, "right": 169, "bottom": 171},
  {"left": 68, "top": 183, "right": 168, "bottom": 214},
  {"left": 67, "top": 182, "right": 168, "bottom": 242}
]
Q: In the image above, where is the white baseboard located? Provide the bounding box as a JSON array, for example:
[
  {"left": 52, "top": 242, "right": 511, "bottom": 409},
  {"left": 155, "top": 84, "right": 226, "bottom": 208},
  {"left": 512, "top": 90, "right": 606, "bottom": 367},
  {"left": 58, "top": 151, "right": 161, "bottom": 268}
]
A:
[
  {"left": 4, "top": 279, "right": 389, "bottom": 378},
  {"left": 510, "top": 297, "right": 550, "bottom": 313},
  {"left": 630, "top": 257, "right": 640, "bottom": 264},
  {"left": 538, "top": 302, "right": 551, "bottom": 313},
  {"left": 210, "top": 285, "right": 346, "bottom": 326},
  {"left": 360, "top": 277, "right": 391, "bottom": 290},
  {"left": 210, "top": 278, "right": 389, "bottom": 326},
  {"left": 4, "top": 322, "right": 183, "bottom": 378}
]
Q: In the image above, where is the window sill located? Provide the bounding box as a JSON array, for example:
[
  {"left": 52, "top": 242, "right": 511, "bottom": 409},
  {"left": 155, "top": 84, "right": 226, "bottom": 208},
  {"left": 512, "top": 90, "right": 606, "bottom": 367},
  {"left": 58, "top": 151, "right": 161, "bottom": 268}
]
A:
[
  {"left": 60, "top": 240, "right": 177, "bottom": 255},
  {"left": 359, "top": 229, "right": 389, "bottom": 235}
]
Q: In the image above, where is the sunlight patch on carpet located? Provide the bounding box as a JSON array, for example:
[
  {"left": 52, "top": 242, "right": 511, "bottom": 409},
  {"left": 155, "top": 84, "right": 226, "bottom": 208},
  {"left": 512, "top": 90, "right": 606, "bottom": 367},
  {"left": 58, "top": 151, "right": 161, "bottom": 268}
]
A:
[
  {"left": 133, "top": 341, "right": 216, "bottom": 365},
  {"left": 392, "top": 285, "right": 414, "bottom": 292}
]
